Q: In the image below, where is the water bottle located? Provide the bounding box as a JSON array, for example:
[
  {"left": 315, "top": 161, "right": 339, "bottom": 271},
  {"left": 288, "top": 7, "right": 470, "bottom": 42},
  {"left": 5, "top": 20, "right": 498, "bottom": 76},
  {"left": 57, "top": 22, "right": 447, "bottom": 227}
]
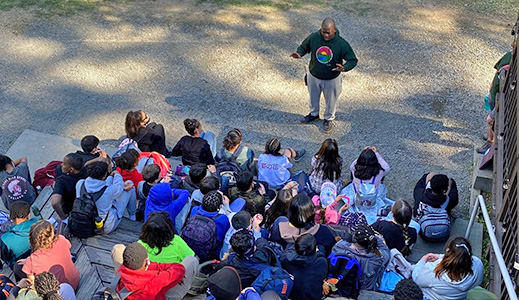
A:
[
  {"left": 484, "top": 94, "right": 491, "bottom": 111},
  {"left": 95, "top": 217, "right": 104, "bottom": 234}
]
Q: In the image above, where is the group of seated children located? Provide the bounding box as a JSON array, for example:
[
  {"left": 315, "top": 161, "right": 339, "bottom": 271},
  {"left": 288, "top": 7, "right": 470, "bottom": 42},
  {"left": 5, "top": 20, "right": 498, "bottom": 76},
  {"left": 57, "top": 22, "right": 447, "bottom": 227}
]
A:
[{"left": 0, "top": 113, "right": 487, "bottom": 300}]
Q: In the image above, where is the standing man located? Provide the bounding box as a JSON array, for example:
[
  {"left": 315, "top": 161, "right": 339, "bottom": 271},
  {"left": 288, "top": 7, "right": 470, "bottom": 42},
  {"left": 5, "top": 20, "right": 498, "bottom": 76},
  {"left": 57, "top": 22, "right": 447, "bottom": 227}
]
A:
[{"left": 291, "top": 18, "right": 357, "bottom": 133}]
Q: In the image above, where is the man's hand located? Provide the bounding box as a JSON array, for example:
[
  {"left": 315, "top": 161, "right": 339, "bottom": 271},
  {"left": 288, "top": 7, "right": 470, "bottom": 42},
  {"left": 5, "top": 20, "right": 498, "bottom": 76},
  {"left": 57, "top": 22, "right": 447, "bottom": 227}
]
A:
[
  {"left": 207, "top": 165, "right": 216, "bottom": 174},
  {"left": 332, "top": 64, "right": 345, "bottom": 72},
  {"left": 252, "top": 214, "right": 263, "bottom": 232},
  {"left": 290, "top": 52, "right": 302, "bottom": 59},
  {"left": 97, "top": 150, "right": 107, "bottom": 158},
  {"left": 17, "top": 278, "right": 32, "bottom": 289}
]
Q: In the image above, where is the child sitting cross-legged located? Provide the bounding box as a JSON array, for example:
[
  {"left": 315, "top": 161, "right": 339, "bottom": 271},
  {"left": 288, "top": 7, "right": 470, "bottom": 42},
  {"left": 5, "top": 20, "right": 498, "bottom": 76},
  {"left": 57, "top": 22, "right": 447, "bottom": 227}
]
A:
[
  {"left": 281, "top": 234, "right": 327, "bottom": 300},
  {"left": 220, "top": 210, "right": 268, "bottom": 258},
  {"left": 144, "top": 182, "right": 189, "bottom": 233}
]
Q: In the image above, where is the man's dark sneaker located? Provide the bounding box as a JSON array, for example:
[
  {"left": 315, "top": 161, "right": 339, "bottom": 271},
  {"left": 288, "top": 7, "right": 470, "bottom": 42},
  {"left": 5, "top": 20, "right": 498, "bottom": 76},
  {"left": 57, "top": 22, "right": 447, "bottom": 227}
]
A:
[
  {"left": 323, "top": 120, "right": 333, "bottom": 133},
  {"left": 476, "top": 141, "right": 491, "bottom": 154},
  {"left": 299, "top": 114, "right": 319, "bottom": 124},
  {"left": 293, "top": 149, "right": 306, "bottom": 162}
]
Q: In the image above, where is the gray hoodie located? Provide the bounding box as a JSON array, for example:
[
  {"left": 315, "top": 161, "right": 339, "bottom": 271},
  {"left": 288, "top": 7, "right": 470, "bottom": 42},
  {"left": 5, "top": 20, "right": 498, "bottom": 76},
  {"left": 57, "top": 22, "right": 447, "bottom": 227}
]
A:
[
  {"left": 412, "top": 255, "right": 484, "bottom": 300},
  {"left": 75, "top": 173, "right": 125, "bottom": 220},
  {"left": 331, "top": 237, "right": 390, "bottom": 291}
]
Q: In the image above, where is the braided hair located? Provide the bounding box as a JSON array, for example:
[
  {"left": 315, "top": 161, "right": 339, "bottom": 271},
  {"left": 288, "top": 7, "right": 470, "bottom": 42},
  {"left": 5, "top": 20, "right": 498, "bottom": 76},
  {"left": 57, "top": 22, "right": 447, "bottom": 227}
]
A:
[
  {"left": 392, "top": 200, "right": 413, "bottom": 256},
  {"left": 353, "top": 223, "right": 382, "bottom": 257},
  {"left": 34, "top": 272, "right": 63, "bottom": 300}
]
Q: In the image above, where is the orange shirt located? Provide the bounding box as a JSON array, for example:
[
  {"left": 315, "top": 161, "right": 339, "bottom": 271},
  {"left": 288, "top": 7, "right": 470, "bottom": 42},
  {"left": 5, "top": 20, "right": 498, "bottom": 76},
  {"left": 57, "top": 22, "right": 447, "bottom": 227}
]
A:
[{"left": 22, "top": 235, "right": 80, "bottom": 290}]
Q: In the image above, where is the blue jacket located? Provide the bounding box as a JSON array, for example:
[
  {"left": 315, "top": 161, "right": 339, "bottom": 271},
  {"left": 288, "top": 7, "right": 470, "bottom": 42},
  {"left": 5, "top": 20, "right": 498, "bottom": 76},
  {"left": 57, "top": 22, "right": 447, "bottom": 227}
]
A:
[
  {"left": 0, "top": 218, "right": 39, "bottom": 268},
  {"left": 145, "top": 183, "right": 189, "bottom": 225},
  {"left": 190, "top": 205, "right": 229, "bottom": 253}
]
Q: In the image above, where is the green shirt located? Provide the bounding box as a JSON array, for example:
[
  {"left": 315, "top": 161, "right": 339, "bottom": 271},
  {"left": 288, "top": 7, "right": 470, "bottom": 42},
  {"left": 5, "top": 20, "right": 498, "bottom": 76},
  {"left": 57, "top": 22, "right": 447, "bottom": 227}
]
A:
[
  {"left": 296, "top": 29, "right": 357, "bottom": 80},
  {"left": 138, "top": 235, "right": 194, "bottom": 263}
]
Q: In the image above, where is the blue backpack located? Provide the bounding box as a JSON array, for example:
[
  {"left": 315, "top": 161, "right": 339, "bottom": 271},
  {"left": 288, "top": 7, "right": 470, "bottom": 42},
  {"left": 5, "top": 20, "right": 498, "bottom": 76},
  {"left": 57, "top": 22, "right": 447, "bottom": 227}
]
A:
[
  {"left": 326, "top": 253, "right": 362, "bottom": 299},
  {"left": 251, "top": 267, "right": 294, "bottom": 300}
]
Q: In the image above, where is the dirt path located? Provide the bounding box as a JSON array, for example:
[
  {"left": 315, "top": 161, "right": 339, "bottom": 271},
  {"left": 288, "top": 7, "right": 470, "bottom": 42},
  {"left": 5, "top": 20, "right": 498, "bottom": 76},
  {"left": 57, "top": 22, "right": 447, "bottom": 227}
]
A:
[{"left": 0, "top": 0, "right": 514, "bottom": 215}]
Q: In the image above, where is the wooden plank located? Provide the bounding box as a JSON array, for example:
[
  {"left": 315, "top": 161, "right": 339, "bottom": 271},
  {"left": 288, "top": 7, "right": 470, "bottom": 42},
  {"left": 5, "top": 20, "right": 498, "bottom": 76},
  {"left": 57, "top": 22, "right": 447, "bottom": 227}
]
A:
[
  {"left": 0, "top": 265, "right": 13, "bottom": 279},
  {"left": 115, "top": 218, "right": 142, "bottom": 234},
  {"left": 75, "top": 247, "right": 102, "bottom": 300},
  {"left": 85, "top": 246, "right": 113, "bottom": 268},
  {"left": 83, "top": 231, "right": 139, "bottom": 250},
  {"left": 95, "top": 264, "right": 115, "bottom": 284},
  {"left": 31, "top": 186, "right": 53, "bottom": 217},
  {"left": 69, "top": 236, "right": 82, "bottom": 254}
]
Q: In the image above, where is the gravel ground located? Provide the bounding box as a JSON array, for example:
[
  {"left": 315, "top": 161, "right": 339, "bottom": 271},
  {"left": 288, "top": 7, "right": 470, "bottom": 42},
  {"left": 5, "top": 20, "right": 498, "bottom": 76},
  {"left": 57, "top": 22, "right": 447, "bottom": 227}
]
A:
[{"left": 0, "top": 0, "right": 514, "bottom": 216}]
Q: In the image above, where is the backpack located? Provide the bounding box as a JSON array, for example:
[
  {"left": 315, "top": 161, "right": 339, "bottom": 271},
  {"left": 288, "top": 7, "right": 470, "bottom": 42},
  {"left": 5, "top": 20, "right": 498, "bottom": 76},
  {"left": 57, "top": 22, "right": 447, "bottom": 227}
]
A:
[
  {"left": 418, "top": 211, "right": 451, "bottom": 242},
  {"left": 187, "top": 260, "right": 219, "bottom": 296},
  {"left": 251, "top": 267, "right": 294, "bottom": 300},
  {"left": 181, "top": 214, "right": 218, "bottom": 261},
  {"left": 0, "top": 274, "right": 14, "bottom": 300},
  {"left": 386, "top": 249, "right": 412, "bottom": 279},
  {"left": 136, "top": 152, "right": 171, "bottom": 178},
  {"left": 326, "top": 253, "right": 362, "bottom": 299},
  {"left": 32, "top": 161, "right": 62, "bottom": 191},
  {"left": 353, "top": 178, "right": 377, "bottom": 208},
  {"left": 69, "top": 183, "right": 108, "bottom": 238},
  {"left": 216, "top": 146, "right": 244, "bottom": 186},
  {"left": 237, "top": 287, "right": 262, "bottom": 300},
  {"left": 339, "top": 212, "right": 367, "bottom": 231}
]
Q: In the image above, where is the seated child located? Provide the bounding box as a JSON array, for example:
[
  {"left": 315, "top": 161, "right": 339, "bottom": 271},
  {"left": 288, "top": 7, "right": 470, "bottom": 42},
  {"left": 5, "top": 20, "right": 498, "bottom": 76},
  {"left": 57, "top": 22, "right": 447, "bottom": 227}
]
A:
[
  {"left": 138, "top": 212, "right": 194, "bottom": 263},
  {"left": 76, "top": 161, "right": 136, "bottom": 234},
  {"left": 115, "top": 149, "right": 143, "bottom": 192},
  {"left": 281, "top": 234, "right": 327, "bottom": 300},
  {"left": 8, "top": 272, "right": 76, "bottom": 300},
  {"left": 171, "top": 119, "right": 215, "bottom": 166},
  {"left": 192, "top": 176, "right": 220, "bottom": 207},
  {"left": 257, "top": 138, "right": 305, "bottom": 189},
  {"left": 0, "top": 155, "right": 36, "bottom": 210},
  {"left": 51, "top": 153, "right": 86, "bottom": 220},
  {"left": 372, "top": 200, "right": 417, "bottom": 256},
  {"left": 393, "top": 278, "right": 423, "bottom": 300},
  {"left": 21, "top": 220, "right": 80, "bottom": 290},
  {"left": 186, "top": 191, "right": 231, "bottom": 260},
  {"left": 144, "top": 183, "right": 189, "bottom": 233},
  {"left": 0, "top": 201, "right": 39, "bottom": 269},
  {"left": 112, "top": 242, "right": 198, "bottom": 300},
  {"left": 412, "top": 237, "right": 483, "bottom": 300},
  {"left": 137, "top": 164, "right": 170, "bottom": 221},
  {"left": 413, "top": 173, "right": 459, "bottom": 217},
  {"left": 228, "top": 171, "right": 270, "bottom": 215},
  {"left": 221, "top": 210, "right": 268, "bottom": 257},
  {"left": 222, "top": 229, "right": 275, "bottom": 288},
  {"left": 215, "top": 128, "right": 255, "bottom": 171},
  {"left": 312, "top": 182, "right": 350, "bottom": 225},
  {"left": 183, "top": 163, "right": 208, "bottom": 195},
  {"left": 332, "top": 223, "right": 390, "bottom": 291}
]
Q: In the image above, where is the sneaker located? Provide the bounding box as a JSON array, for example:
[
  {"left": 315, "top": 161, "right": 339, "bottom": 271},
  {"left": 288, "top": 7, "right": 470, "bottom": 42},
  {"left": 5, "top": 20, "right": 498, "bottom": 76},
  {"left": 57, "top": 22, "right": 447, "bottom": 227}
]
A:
[
  {"left": 299, "top": 114, "right": 319, "bottom": 124},
  {"left": 481, "top": 133, "right": 488, "bottom": 141},
  {"left": 293, "top": 149, "right": 306, "bottom": 162},
  {"left": 323, "top": 120, "right": 333, "bottom": 133},
  {"left": 476, "top": 141, "right": 491, "bottom": 154}
]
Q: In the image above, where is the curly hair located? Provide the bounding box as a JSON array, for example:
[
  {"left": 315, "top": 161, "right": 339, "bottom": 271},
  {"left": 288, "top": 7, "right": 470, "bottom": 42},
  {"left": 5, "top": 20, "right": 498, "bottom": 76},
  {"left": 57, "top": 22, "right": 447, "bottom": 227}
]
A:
[
  {"left": 139, "top": 212, "right": 176, "bottom": 255},
  {"left": 35, "top": 272, "right": 63, "bottom": 300},
  {"left": 393, "top": 278, "right": 423, "bottom": 300},
  {"left": 30, "top": 220, "right": 57, "bottom": 251}
]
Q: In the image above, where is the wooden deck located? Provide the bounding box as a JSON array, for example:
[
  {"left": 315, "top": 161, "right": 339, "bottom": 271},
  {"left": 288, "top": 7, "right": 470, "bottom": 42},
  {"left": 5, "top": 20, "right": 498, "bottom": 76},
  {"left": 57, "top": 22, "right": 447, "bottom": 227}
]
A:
[{"left": 1, "top": 186, "right": 142, "bottom": 299}]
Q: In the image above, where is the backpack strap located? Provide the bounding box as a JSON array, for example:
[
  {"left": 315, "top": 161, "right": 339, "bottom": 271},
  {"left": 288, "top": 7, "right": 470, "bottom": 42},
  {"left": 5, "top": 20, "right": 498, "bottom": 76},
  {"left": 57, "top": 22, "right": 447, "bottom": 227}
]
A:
[
  {"left": 232, "top": 145, "right": 244, "bottom": 160},
  {"left": 371, "top": 177, "right": 376, "bottom": 184}
]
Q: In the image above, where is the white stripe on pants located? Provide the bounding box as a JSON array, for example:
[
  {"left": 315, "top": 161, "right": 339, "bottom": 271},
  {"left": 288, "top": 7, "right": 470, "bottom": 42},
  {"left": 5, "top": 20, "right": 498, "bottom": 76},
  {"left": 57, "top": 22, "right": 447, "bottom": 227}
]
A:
[{"left": 307, "top": 72, "right": 342, "bottom": 121}]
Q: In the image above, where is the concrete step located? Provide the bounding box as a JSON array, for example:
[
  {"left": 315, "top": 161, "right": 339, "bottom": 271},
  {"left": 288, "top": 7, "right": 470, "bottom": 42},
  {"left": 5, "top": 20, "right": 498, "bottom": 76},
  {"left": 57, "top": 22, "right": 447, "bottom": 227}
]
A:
[{"left": 407, "top": 218, "right": 483, "bottom": 264}]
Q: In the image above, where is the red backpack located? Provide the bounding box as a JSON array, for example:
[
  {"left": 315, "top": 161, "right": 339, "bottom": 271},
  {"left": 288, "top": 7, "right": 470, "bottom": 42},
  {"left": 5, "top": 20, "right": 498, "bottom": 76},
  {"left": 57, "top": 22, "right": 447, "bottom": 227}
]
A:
[
  {"left": 137, "top": 152, "right": 171, "bottom": 178},
  {"left": 32, "top": 161, "right": 62, "bottom": 190}
]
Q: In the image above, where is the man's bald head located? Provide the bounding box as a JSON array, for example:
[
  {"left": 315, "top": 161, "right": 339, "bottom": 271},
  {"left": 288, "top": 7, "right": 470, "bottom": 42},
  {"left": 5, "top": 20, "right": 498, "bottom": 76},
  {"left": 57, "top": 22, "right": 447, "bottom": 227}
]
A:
[
  {"left": 321, "top": 18, "right": 336, "bottom": 41},
  {"left": 322, "top": 18, "right": 336, "bottom": 30}
]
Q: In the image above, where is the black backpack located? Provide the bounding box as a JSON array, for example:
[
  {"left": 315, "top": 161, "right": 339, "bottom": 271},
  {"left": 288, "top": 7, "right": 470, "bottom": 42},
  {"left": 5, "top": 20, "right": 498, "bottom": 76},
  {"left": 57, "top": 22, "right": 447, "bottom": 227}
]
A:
[
  {"left": 326, "top": 253, "right": 362, "bottom": 299},
  {"left": 69, "top": 183, "right": 107, "bottom": 238},
  {"left": 215, "top": 145, "right": 244, "bottom": 186}
]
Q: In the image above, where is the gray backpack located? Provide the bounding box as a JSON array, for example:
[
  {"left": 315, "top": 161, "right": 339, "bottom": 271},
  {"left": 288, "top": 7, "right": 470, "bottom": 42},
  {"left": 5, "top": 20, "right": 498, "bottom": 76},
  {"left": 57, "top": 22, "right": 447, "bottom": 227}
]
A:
[
  {"left": 419, "top": 210, "right": 450, "bottom": 242},
  {"left": 353, "top": 178, "right": 377, "bottom": 208}
]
